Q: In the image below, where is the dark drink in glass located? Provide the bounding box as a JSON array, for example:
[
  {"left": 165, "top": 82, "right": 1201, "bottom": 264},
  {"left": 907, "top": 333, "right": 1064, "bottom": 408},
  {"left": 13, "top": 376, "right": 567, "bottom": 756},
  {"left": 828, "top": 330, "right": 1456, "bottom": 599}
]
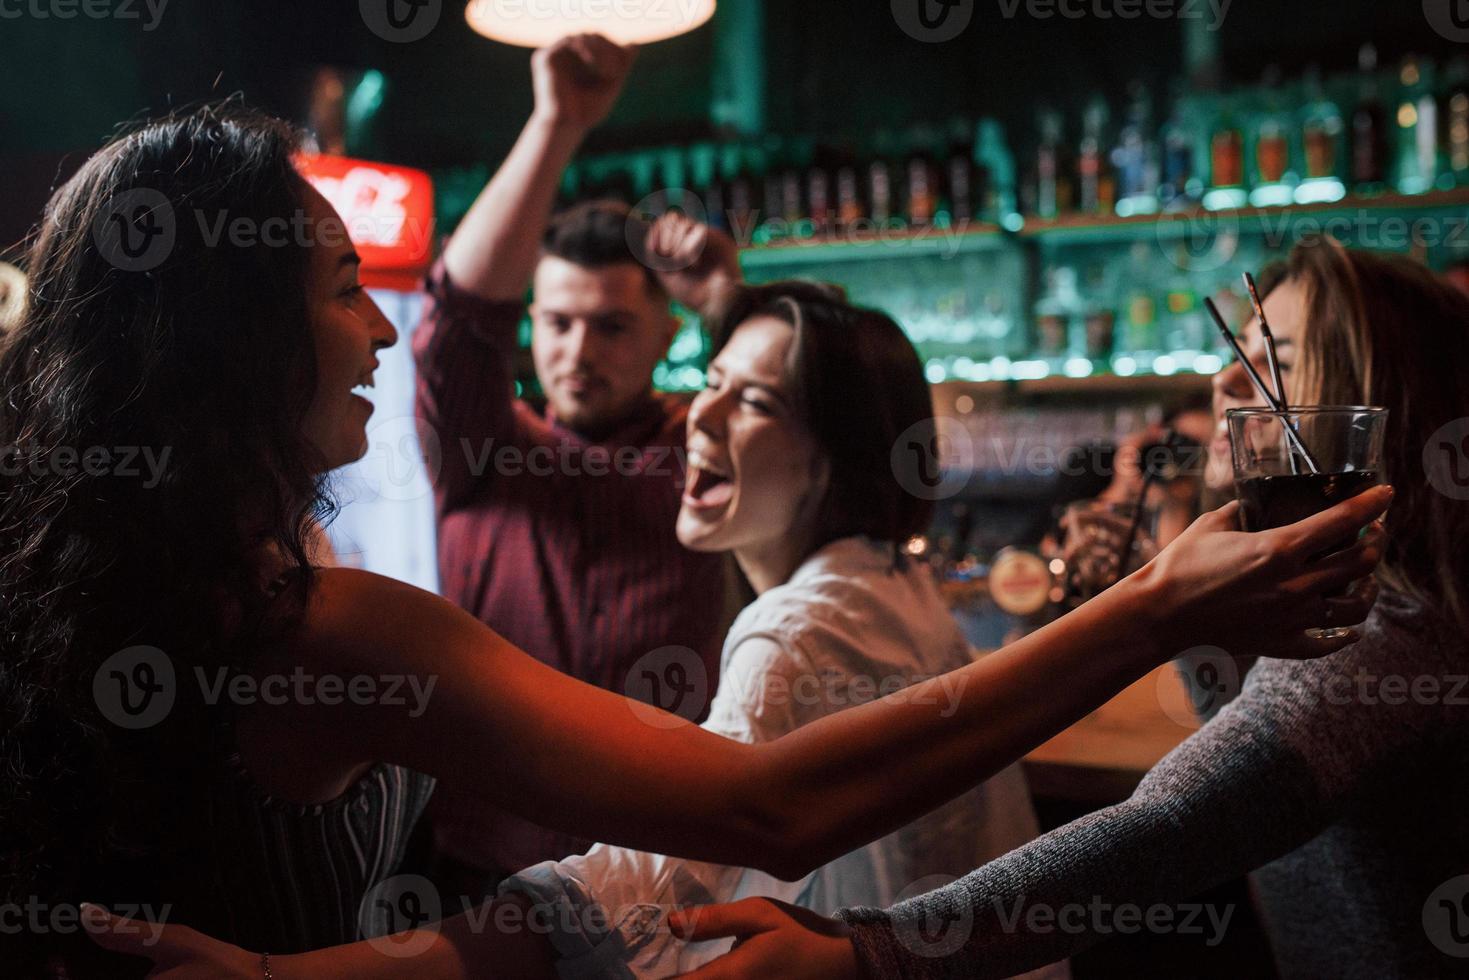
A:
[
  {"left": 1227, "top": 406, "right": 1388, "bottom": 637},
  {"left": 1236, "top": 470, "right": 1381, "bottom": 533}
]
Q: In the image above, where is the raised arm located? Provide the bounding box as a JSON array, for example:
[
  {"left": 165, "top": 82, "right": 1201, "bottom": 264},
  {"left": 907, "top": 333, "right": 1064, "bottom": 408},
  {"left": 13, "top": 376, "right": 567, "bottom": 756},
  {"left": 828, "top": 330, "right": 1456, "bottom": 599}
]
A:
[
  {"left": 442, "top": 34, "right": 635, "bottom": 300},
  {"left": 411, "top": 35, "right": 635, "bottom": 514}
]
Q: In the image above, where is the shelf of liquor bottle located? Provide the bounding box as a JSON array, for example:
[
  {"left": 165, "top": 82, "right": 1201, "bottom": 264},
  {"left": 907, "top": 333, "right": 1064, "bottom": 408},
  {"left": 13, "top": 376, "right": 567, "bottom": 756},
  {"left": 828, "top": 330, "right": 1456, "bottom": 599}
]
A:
[
  {"left": 933, "top": 368, "right": 1212, "bottom": 401},
  {"left": 737, "top": 220, "right": 1010, "bottom": 268},
  {"left": 730, "top": 187, "right": 1469, "bottom": 266},
  {"left": 1019, "top": 186, "right": 1469, "bottom": 247}
]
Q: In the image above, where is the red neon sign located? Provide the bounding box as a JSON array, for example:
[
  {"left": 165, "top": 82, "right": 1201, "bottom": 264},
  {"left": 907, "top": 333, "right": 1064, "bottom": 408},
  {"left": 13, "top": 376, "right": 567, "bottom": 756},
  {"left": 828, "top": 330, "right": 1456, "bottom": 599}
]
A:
[{"left": 295, "top": 152, "right": 435, "bottom": 291}]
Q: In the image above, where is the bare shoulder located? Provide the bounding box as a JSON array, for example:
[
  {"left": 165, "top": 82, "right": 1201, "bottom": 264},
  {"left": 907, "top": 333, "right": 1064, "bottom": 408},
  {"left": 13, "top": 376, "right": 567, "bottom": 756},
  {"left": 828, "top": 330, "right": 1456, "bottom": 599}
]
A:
[{"left": 288, "top": 567, "right": 487, "bottom": 675}]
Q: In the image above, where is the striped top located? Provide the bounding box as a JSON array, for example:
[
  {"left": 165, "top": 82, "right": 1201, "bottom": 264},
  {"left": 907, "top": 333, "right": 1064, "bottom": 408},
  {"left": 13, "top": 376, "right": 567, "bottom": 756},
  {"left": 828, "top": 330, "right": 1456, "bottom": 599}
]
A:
[
  {"left": 411, "top": 261, "right": 727, "bottom": 875},
  {"left": 43, "top": 574, "right": 436, "bottom": 977},
  {"left": 184, "top": 574, "right": 437, "bottom": 952}
]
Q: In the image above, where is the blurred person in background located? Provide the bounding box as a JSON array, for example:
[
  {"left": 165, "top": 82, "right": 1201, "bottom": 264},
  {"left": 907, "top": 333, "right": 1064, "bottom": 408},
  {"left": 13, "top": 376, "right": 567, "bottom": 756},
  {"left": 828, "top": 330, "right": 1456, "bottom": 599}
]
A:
[{"left": 411, "top": 33, "right": 744, "bottom": 898}]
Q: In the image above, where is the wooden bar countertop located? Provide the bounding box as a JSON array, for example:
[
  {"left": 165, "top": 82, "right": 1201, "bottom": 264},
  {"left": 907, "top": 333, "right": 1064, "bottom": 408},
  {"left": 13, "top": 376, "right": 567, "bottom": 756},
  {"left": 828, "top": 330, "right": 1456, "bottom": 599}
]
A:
[{"left": 1021, "top": 663, "right": 1199, "bottom": 805}]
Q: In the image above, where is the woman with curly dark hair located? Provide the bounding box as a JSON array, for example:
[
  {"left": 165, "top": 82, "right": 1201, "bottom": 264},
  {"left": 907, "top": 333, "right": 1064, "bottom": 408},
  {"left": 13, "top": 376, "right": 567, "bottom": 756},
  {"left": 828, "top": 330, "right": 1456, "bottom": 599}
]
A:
[{"left": 1, "top": 105, "right": 1386, "bottom": 978}]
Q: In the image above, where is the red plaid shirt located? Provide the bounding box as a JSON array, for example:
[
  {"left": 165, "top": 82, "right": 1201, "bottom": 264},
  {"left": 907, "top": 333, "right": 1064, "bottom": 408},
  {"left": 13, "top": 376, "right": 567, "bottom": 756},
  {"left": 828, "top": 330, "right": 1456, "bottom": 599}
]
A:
[{"left": 412, "top": 262, "right": 727, "bottom": 875}]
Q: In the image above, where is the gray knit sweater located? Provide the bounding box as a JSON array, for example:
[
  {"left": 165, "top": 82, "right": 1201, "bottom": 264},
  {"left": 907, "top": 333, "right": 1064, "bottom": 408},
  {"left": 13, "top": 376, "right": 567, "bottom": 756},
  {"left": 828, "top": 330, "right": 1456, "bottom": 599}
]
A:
[{"left": 836, "top": 590, "right": 1468, "bottom": 978}]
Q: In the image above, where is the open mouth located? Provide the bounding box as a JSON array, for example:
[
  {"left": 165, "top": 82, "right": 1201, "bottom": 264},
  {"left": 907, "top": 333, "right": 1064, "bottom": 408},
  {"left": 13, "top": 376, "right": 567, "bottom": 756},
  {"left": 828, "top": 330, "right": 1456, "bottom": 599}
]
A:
[
  {"left": 352, "top": 375, "right": 376, "bottom": 407},
  {"left": 684, "top": 448, "right": 734, "bottom": 509}
]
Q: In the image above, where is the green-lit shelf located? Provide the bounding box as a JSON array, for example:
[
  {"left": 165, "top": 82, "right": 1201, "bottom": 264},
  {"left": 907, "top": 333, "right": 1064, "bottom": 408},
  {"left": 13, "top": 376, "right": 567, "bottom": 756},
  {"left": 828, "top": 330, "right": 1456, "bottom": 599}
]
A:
[
  {"left": 739, "top": 221, "right": 1009, "bottom": 268},
  {"left": 1022, "top": 187, "right": 1469, "bottom": 247},
  {"left": 731, "top": 187, "right": 1469, "bottom": 260}
]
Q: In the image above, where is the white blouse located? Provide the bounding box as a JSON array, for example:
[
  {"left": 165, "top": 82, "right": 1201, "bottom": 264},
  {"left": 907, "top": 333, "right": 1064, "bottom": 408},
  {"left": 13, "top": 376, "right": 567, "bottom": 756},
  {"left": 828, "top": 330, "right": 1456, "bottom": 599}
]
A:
[{"left": 500, "top": 536, "right": 1055, "bottom": 979}]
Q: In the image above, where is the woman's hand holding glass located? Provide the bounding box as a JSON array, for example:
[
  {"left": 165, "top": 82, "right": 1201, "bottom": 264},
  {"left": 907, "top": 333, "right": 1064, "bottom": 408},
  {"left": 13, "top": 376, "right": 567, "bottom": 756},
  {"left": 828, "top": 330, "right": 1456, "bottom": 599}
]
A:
[{"left": 1124, "top": 485, "right": 1389, "bottom": 660}]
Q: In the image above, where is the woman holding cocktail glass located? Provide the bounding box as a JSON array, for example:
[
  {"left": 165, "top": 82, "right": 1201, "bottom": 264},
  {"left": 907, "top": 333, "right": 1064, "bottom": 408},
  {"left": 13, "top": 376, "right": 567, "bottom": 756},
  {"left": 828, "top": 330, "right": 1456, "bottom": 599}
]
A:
[{"left": 660, "top": 238, "right": 1469, "bottom": 979}]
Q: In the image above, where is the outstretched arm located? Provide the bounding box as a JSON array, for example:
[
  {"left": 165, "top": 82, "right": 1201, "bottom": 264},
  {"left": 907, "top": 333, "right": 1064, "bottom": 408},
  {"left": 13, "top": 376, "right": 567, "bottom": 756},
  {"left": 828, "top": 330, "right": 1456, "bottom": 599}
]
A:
[
  {"left": 264, "top": 491, "right": 1386, "bottom": 882},
  {"left": 670, "top": 587, "right": 1443, "bottom": 980},
  {"left": 85, "top": 490, "right": 1388, "bottom": 978}
]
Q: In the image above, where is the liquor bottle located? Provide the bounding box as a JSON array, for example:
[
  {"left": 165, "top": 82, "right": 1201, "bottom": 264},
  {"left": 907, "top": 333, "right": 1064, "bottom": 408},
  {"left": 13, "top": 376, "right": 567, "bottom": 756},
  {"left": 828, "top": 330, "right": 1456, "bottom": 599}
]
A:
[
  {"left": 1395, "top": 55, "right": 1439, "bottom": 195},
  {"left": 1162, "top": 251, "right": 1207, "bottom": 356},
  {"left": 1249, "top": 67, "right": 1297, "bottom": 207},
  {"left": 806, "top": 142, "right": 835, "bottom": 237},
  {"left": 905, "top": 126, "right": 942, "bottom": 228},
  {"left": 867, "top": 130, "right": 900, "bottom": 227},
  {"left": 1078, "top": 96, "right": 1115, "bottom": 216},
  {"left": 1033, "top": 265, "right": 1075, "bottom": 360},
  {"left": 942, "top": 117, "right": 982, "bottom": 227},
  {"left": 1081, "top": 262, "right": 1116, "bottom": 362},
  {"left": 686, "top": 143, "right": 726, "bottom": 234},
  {"left": 832, "top": 140, "right": 865, "bottom": 232},
  {"left": 1035, "top": 107, "right": 1068, "bottom": 220},
  {"left": 975, "top": 118, "right": 1018, "bottom": 225},
  {"left": 1120, "top": 242, "right": 1160, "bottom": 361},
  {"left": 1296, "top": 66, "right": 1347, "bottom": 204},
  {"left": 723, "top": 142, "right": 760, "bottom": 245},
  {"left": 1443, "top": 56, "right": 1469, "bottom": 186},
  {"left": 1350, "top": 44, "right": 1390, "bottom": 193},
  {"left": 1204, "top": 93, "right": 1248, "bottom": 210},
  {"left": 1158, "top": 84, "right": 1200, "bottom": 211},
  {"left": 1113, "top": 81, "right": 1159, "bottom": 216},
  {"left": 779, "top": 137, "right": 808, "bottom": 231}
]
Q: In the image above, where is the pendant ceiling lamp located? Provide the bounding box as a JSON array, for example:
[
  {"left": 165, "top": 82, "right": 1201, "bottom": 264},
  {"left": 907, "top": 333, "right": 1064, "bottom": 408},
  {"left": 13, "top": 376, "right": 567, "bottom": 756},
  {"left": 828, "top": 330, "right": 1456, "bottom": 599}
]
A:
[{"left": 465, "top": 0, "right": 715, "bottom": 47}]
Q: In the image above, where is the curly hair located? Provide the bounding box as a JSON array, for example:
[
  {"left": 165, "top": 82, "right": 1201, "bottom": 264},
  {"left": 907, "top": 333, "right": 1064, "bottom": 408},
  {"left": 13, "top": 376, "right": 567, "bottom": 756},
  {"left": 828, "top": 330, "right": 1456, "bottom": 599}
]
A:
[{"left": 0, "top": 104, "right": 332, "bottom": 965}]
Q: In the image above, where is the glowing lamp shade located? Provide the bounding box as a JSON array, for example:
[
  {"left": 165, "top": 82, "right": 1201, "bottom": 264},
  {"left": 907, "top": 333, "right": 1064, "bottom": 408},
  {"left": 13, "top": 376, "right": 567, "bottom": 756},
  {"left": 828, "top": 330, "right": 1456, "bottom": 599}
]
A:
[{"left": 464, "top": 0, "right": 715, "bottom": 47}]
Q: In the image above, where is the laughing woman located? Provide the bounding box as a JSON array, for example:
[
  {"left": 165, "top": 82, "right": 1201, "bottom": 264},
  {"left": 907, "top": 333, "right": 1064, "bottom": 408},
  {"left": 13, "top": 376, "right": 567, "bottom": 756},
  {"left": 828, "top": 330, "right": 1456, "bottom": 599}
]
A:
[
  {"left": 1, "top": 106, "right": 1385, "bottom": 979},
  {"left": 489, "top": 282, "right": 1059, "bottom": 979}
]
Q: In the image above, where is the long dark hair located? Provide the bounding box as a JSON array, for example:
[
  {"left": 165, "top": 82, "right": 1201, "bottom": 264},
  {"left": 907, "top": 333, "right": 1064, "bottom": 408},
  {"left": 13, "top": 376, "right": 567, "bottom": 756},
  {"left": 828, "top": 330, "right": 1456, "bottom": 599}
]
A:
[
  {"left": 706, "top": 280, "right": 936, "bottom": 557},
  {"left": 0, "top": 104, "right": 330, "bottom": 945},
  {"left": 1285, "top": 239, "right": 1469, "bottom": 635}
]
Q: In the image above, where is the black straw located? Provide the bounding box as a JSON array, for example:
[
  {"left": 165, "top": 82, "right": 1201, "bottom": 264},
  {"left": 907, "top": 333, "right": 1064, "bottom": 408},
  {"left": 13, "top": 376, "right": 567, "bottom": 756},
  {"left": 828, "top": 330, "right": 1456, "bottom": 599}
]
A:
[
  {"left": 1243, "top": 272, "right": 1287, "bottom": 406},
  {"left": 1203, "top": 297, "right": 1321, "bottom": 474}
]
